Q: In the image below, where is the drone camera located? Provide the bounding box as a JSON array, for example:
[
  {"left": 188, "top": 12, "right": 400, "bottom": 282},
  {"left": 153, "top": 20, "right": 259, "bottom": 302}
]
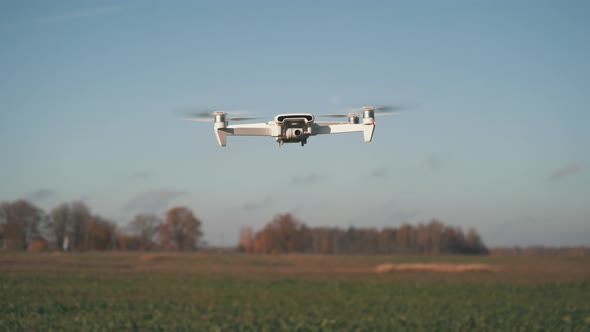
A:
[{"left": 286, "top": 127, "right": 305, "bottom": 139}]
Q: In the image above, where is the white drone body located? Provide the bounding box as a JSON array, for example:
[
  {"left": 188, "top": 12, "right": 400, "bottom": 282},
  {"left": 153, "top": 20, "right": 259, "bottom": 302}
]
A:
[{"left": 188, "top": 106, "right": 396, "bottom": 147}]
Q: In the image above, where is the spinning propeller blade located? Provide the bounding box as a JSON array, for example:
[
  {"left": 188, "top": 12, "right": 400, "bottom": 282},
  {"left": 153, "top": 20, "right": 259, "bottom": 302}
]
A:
[
  {"left": 227, "top": 116, "right": 263, "bottom": 121},
  {"left": 362, "top": 105, "right": 404, "bottom": 115},
  {"left": 182, "top": 117, "right": 215, "bottom": 122},
  {"left": 318, "top": 105, "right": 404, "bottom": 118},
  {"left": 317, "top": 114, "right": 349, "bottom": 118},
  {"left": 179, "top": 108, "right": 261, "bottom": 122}
]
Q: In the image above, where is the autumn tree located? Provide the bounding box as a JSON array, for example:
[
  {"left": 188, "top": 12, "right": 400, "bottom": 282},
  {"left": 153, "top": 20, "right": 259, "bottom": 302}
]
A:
[
  {"left": 238, "top": 226, "right": 254, "bottom": 253},
  {"left": 84, "top": 215, "right": 117, "bottom": 251},
  {"left": 127, "top": 213, "right": 161, "bottom": 251},
  {"left": 159, "top": 207, "right": 202, "bottom": 251},
  {"left": 253, "top": 213, "right": 308, "bottom": 254}
]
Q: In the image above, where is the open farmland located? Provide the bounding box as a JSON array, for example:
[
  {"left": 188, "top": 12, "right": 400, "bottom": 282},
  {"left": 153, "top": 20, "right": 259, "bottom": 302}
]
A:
[{"left": 1, "top": 253, "right": 589, "bottom": 331}]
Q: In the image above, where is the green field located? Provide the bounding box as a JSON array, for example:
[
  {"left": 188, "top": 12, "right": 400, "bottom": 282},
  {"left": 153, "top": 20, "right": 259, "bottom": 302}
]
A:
[{"left": 1, "top": 253, "right": 589, "bottom": 331}]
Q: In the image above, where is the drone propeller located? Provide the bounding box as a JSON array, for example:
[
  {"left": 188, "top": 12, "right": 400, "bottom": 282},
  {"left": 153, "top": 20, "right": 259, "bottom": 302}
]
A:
[
  {"left": 361, "top": 105, "right": 403, "bottom": 114},
  {"left": 318, "top": 105, "right": 404, "bottom": 118},
  {"left": 317, "top": 113, "right": 349, "bottom": 118},
  {"left": 180, "top": 109, "right": 262, "bottom": 122},
  {"left": 184, "top": 115, "right": 262, "bottom": 122},
  {"left": 227, "top": 116, "right": 262, "bottom": 121},
  {"left": 183, "top": 117, "right": 217, "bottom": 122}
]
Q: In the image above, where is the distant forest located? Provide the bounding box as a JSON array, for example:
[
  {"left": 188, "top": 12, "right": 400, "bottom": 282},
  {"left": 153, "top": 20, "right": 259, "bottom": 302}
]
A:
[
  {"left": 239, "top": 214, "right": 487, "bottom": 255},
  {"left": 2, "top": 199, "right": 587, "bottom": 256}
]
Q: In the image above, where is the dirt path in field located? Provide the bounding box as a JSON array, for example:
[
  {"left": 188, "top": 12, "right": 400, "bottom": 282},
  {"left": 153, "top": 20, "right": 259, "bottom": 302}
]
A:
[{"left": 375, "top": 263, "right": 498, "bottom": 273}]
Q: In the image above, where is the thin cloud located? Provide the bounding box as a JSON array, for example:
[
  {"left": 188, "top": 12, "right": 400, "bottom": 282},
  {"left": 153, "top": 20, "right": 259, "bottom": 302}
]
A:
[
  {"left": 27, "top": 5, "right": 123, "bottom": 24},
  {"left": 128, "top": 171, "right": 151, "bottom": 181},
  {"left": 241, "top": 195, "right": 273, "bottom": 211},
  {"left": 421, "top": 155, "right": 442, "bottom": 171},
  {"left": 389, "top": 208, "right": 422, "bottom": 223},
  {"left": 25, "top": 189, "right": 57, "bottom": 202},
  {"left": 290, "top": 173, "right": 323, "bottom": 185},
  {"left": 547, "top": 163, "right": 582, "bottom": 181},
  {"left": 124, "top": 190, "right": 188, "bottom": 213},
  {"left": 76, "top": 195, "right": 92, "bottom": 203},
  {"left": 369, "top": 167, "right": 388, "bottom": 179}
]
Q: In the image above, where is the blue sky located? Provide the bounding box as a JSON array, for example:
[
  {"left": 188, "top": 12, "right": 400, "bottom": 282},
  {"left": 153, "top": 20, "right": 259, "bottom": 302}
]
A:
[{"left": 1, "top": 0, "right": 589, "bottom": 246}]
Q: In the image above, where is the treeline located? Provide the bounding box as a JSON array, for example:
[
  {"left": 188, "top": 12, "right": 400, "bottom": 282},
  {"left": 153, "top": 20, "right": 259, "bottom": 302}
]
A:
[
  {"left": 490, "top": 246, "right": 590, "bottom": 257},
  {"left": 0, "top": 199, "right": 202, "bottom": 251},
  {"left": 15, "top": 199, "right": 577, "bottom": 256},
  {"left": 239, "top": 213, "right": 488, "bottom": 255}
]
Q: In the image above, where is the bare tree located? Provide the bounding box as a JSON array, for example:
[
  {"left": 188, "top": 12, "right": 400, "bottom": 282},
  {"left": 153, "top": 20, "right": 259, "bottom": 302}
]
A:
[
  {"left": 49, "top": 201, "right": 92, "bottom": 250},
  {"left": 0, "top": 202, "right": 8, "bottom": 249},
  {"left": 428, "top": 220, "right": 444, "bottom": 254},
  {"left": 127, "top": 213, "right": 161, "bottom": 251},
  {"left": 49, "top": 202, "right": 68, "bottom": 250},
  {"left": 465, "top": 228, "right": 487, "bottom": 254},
  {"left": 160, "top": 207, "right": 202, "bottom": 251},
  {"left": 0, "top": 200, "right": 44, "bottom": 250}
]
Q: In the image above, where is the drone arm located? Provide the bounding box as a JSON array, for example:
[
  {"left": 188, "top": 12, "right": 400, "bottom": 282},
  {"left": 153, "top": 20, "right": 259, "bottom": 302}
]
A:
[
  {"left": 312, "top": 123, "right": 375, "bottom": 142},
  {"left": 215, "top": 123, "right": 273, "bottom": 146}
]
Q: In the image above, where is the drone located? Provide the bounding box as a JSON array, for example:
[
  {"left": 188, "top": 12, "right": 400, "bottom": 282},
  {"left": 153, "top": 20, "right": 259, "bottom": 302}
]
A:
[{"left": 185, "top": 105, "right": 400, "bottom": 147}]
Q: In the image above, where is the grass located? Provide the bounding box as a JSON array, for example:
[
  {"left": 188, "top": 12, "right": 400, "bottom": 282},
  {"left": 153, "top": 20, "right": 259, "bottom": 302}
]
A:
[{"left": 1, "top": 252, "right": 589, "bottom": 331}]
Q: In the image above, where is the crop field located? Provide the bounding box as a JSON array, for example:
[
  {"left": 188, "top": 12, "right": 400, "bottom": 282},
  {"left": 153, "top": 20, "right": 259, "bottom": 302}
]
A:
[{"left": 1, "top": 253, "right": 589, "bottom": 331}]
